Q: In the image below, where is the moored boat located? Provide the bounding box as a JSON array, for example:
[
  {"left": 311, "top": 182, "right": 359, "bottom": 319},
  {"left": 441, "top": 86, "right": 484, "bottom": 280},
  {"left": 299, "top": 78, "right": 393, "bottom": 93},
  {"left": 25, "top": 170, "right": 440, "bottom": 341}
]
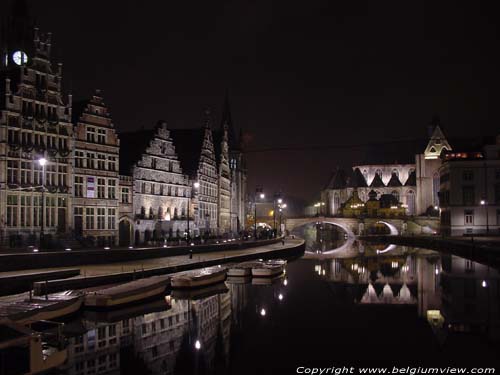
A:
[
  {"left": 227, "top": 261, "right": 263, "bottom": 277},
  {"left": 251, "top": 259, "right": 287, "bottom": 278},
  {"left": 171, "top": 282, "right": 228, "bottom": 300},
  {"left": 171, "top": 267, "right": 227, "bottom": 289},
  {"left": 84, "top": 275, "right": 170, "bottom": 308},
  {"left": 0, "top": 291, "right": 84, "bottom": 325}
]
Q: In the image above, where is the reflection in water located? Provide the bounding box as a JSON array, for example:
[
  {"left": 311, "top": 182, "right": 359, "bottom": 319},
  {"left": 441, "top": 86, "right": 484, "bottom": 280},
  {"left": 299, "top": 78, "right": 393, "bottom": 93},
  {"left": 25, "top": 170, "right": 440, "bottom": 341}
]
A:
[
  {"left": 313, "top": 242, "right": 500, "bottom": 341},
  {"left": 59, "top": 245, "right": 500, "bottom": 374},
  {"left": 293, "top": 222, "right": 347, "bottom": 253}
]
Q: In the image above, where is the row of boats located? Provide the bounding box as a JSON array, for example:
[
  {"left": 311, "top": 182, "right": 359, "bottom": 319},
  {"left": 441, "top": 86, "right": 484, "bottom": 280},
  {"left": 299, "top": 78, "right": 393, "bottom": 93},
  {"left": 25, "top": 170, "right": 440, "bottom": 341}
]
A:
[
  {"left": 0, "top": 258, "right": 286, "bottom": 374},
  {"left": 0, "top": 258, "right": 287, "bottom": 322}
]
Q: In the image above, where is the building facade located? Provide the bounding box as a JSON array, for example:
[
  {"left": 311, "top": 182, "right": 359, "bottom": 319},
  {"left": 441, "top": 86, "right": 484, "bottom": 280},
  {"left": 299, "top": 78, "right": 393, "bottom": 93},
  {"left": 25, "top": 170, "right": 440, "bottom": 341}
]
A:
[
  {"left": 1, "top": 21, "right": 74, "bottom": 247},
  {"left": 120, "top": 121, "right": 190, "bottom": 245},
  {"left": 321, "top": 119, "right": 450, "bottom": 219},
  {"left": 0, "top": 6, "right": 247, "bottom": 248},
  {"left": 439, "top": 137, "right": 500, "bottom": 236},
  {"left": 73, "top": 90, "right": 120, "bottom": 246}
]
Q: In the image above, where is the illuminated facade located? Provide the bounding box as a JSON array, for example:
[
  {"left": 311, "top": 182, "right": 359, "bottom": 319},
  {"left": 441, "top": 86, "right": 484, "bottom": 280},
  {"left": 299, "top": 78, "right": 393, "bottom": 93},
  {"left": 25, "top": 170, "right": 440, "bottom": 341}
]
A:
[
  {"left": 73, "top": 90, "right": 120, "bottom": 246},
  {"left": 0, "top": 17, "right": 74, "bottom": 247},
  {"left": 321, "top": 118, "right": 451, "bottom": 218},
  {"left": 439, "top": 137, "right": 500, "bottom": 236},
  {"left": 120, "top": 121, "right": 190, "bottom": 244}
]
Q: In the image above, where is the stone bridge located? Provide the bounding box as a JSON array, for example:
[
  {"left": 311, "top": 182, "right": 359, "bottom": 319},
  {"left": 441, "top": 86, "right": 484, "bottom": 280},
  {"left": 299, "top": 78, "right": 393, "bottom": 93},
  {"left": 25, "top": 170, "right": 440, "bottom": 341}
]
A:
[{"left": 285, "top": 216, "right": 406, "bottom": 238}]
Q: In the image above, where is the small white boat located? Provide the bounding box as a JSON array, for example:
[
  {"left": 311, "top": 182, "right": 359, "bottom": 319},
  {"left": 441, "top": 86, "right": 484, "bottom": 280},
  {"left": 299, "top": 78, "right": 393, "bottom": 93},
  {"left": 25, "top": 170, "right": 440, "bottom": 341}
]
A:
[
  {"left": 171, "top": 267, "right": 227, "bottom": 289},
  {"left": 227, "top": 261, "right": 263, "bottom": 277},
  {"left": 0, "top": 291, "right": 84, "bottom": 325},
  {"left": 84, "top": 275, "right": 171, "bottom": 308},
  {"left": 251, "top": 259, "right": 287, "bottom": 278}
]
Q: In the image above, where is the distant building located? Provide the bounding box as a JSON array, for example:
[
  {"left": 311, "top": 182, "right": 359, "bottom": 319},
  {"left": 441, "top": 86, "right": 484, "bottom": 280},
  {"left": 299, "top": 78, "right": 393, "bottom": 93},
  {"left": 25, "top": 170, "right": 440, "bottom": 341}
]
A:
[
  {"left": 439, "top": 136, "right": 500, "bottom": 236},
  {"left": 73, "top": 90, "right": 120, "bottom": 246},
  {"left": 321, "top": 117, "right": 451, "bottom": 218}
]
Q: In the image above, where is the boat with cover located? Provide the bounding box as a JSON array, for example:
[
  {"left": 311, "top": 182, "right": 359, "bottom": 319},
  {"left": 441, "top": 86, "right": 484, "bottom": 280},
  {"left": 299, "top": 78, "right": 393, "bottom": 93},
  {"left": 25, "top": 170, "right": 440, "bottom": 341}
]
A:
[
  {"left": 84, "top": 275, "right": 171, "bottom": 308},
  {"left": 251, "top": 259, "right": 287, "bottom": 277},
  {"left": 0, "top": 291, "right": 84, "bottom": 325},
  {"left": 227, "top": 261, "right": 264, "bottom": 277},
  {"left": 171, "top": 267, "right": 227, "bottom": 289}
]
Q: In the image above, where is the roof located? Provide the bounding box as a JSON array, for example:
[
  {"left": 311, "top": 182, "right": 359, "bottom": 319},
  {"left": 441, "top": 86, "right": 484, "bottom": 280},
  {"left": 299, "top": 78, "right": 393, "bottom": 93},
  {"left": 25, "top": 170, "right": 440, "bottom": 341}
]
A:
[
  {"left": 325, "top": 169, "right": 347, "bottom": 189},
  {"left": 405, "top": 170, "right": 416, "bottom": 186},
  {"left": 347, "top": 168, "right": 368, "bottom": 188},
  {"left": 387, "top": 173, "right": 402, "bottom": 187},
  {"left": 169, "top": 128, "right": 205, "bottom": 177},
  {"left": 370, "top": 173, "right": 385, "bottom": 188}
]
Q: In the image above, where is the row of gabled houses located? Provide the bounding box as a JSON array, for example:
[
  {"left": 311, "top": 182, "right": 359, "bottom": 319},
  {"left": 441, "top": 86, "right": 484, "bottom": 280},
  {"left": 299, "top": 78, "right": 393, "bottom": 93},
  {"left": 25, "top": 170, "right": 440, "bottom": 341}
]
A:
[{"left": 0, "top": 9, "right": 246, "bottom": 247}]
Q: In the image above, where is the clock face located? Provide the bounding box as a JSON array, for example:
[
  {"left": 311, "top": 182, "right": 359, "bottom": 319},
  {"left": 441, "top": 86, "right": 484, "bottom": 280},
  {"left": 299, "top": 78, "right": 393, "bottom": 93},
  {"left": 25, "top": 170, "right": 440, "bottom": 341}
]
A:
[{"left": 12, "top": 50, "right": 28, "bottom": 66}]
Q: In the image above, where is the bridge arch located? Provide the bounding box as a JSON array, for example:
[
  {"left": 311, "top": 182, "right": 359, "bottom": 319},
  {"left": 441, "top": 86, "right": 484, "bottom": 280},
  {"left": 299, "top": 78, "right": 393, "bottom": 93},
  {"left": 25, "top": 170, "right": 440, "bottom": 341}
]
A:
[{"left": 376, "top": 221, "right": 399, "bottom": 236}]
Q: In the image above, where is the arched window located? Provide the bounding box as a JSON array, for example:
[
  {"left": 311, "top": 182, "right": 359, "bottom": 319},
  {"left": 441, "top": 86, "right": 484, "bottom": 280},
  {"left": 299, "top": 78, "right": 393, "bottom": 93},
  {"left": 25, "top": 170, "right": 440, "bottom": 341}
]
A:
[
  {"left": 433, "top": 172, "right": 440, "bottom": 206},
  {"left": 392, "top": 190, "right": 399, "bottom": 202},
  {"left": 407, "top": 190, "right": 416, "bottom": 215},
  {"left": 375, "top": 169, "right": 383, "bottom": 179},
  {"left": 149, "top": 207, "right": 154, "bottom": 219},
  {"left": 334, "top": 193, "right": 340, "bottom": 215},
  {"left": 140, "top": 206, "right": 146, "bottom": 218},
  {"left": 174, "top": 207, "right": 178, "bottom": 219},
  {"left": 158, "top": 206, "right": 163, "bottom": 220},
  {"left": 362, "top": 170, "right": 368, "bottom": 183},
  {"left": 392, "top": 169, "right": 399, "bottom": 178}
]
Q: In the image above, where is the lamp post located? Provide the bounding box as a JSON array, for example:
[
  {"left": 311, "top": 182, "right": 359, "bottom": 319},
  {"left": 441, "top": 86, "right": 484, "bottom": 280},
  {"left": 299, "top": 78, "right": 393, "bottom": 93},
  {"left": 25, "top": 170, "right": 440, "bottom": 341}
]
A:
[
  {"left": 187, "top": 181, "right": 200, "bottom": 244},
  {"left": 254, "top": 188, "right": 265, "bottom": 240},
  {"left": 278, "top": 203, "right": 286, "bottom": 236},
  {"left": 38, "top": 157, "right": 47, "bottom": 248},
  {"left": 480, "top": 199, "right": 489, "bottom": 234}
]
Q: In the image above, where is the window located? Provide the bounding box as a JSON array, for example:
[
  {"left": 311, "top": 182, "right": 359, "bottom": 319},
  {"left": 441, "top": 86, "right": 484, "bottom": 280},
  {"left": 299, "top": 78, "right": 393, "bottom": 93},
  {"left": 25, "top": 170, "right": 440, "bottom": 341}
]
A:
[
  {"left": 230, "top": 158, "right": 237, "bottom": 170},
  {"left": 7, "top": 160, "right": 19, "bottom": 184},
  {"left": 75, "top": 176, "right": 83, "bottom": 197},
  {"left": 391, "top": 169, "right": 399, "bottom": 178},
  {"left": 97, "top": 154, "right": 106, "bottom": 170},
  {"left": 20, "top": 196, "right": 31, "bottom": 227},
  {"left": 108, "top": 209, "right": 116, "bottom": 229},
  {"left": 495, "top": 184, "right": 500, "bottom": 204},
  {"left": 108, "top": 156, "right": 116, "bottom": 171},
  {"left": 462, "top": 186, "right": 475, "bottom": 206},
  {"left": 86, "top": 126, "right": 96, "bottom": 142},
  {"left": 141, "top": 182, "right": 146, "bottom": 193},
  {"left": 121, "top": 188, "right": 130, "bottom": 203},
  {"left": 464, "top": 209, "right": 474, "bottom": 225},
  {"left": 152, "top": 158, "right": 157, "bottom": 169},
  {"left": 20, "top": 162, "right": 31, "bottom": 185},
  {"left": 87, "top": 152, "right": 95, "bottom": 169},
  {"left": 7, "top": 195, "right": 18, "bottom": 227},
  {"left": 97, "top": 208, "right": 106, "bottom": 229},
  {"left": 86, "top": 208, "right": 95, "bottom": 229},
  {"left": 463, "top": 170, "right": 474, "bottom": 181},
  {"left": 169, "top": 161, "right": 173, "bottom": 172},
  {"left": 108, "top": 179, "right": 116, "bottom": 199},
  {"left": 97, "top": 128, "right": 106, "bottom": 144},
  {"left": 58, "top": 166, "right": 66, "bottom": 186},
  {"left": 97, "top": 178, "right": 105, "bottom": 198},
  {"left": 33, "top": 197, "right": 42, "bottom": 227}
]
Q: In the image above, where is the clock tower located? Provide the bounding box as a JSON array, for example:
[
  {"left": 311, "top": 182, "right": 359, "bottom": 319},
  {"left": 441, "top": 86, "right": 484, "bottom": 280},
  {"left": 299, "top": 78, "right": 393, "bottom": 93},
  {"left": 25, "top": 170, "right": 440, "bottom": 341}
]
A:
[{"left": 0, "top": 0, "right": 74, "bottom": 248}]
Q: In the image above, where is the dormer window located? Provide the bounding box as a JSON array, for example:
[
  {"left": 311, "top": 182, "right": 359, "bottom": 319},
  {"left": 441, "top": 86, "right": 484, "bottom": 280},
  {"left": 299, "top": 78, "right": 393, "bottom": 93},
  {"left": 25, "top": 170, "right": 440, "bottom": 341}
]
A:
[{"left": 435, "top": 139, "right": 441, "bottom": 145}]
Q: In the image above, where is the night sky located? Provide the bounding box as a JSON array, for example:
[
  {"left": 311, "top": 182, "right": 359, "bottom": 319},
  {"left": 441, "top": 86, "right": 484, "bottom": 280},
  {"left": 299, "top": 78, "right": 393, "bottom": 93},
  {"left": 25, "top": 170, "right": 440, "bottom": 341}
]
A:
[{"left": 23, "top": 0, "right": 500, "bottom": 202}]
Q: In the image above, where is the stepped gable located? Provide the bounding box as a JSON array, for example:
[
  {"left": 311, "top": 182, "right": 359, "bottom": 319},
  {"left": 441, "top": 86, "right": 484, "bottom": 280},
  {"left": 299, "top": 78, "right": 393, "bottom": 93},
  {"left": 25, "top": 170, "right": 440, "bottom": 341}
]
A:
[
  {"left": 370, "top": 173, "right": 385, "bottom": 188},
  {"left": 387, "top": 173, "right": 402, "bottom": 187}
]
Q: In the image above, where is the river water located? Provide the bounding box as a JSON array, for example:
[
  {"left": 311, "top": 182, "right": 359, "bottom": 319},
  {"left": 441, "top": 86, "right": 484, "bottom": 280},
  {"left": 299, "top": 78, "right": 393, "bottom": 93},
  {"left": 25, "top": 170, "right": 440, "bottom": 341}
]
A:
[{"left": 55, "top": 225, "right": 500, "bottom": 374}]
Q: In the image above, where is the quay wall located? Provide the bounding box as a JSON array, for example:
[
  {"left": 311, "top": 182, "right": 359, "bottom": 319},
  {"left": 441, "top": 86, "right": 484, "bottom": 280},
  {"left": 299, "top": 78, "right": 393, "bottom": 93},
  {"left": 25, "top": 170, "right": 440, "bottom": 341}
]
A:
[{"left": 0, "top": 238, "right": 282, "bottom": 272}]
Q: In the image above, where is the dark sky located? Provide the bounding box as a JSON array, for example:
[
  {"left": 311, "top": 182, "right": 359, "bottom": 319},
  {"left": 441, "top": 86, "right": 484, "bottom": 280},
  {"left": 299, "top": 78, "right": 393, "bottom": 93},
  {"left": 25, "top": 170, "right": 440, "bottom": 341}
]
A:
[{"left": 25, "top": 0, "right": 500, "bottom": 202}]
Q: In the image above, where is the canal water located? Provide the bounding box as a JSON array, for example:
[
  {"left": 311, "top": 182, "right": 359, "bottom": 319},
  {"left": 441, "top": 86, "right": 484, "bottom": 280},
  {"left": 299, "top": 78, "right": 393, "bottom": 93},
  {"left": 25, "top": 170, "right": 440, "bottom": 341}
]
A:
[{"left": 55, "top": 225, "right": 500, "bottom": 374}]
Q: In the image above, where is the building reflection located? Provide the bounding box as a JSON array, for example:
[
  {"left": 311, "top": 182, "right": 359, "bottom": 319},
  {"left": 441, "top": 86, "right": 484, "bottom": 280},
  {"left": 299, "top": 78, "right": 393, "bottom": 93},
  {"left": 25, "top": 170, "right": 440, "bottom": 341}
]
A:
[
  {"left": 63, "top": 286, "right": 234, "bottom": 375},
  {"left": 315, "top": 242, "right": 500, "bottom": 341}
]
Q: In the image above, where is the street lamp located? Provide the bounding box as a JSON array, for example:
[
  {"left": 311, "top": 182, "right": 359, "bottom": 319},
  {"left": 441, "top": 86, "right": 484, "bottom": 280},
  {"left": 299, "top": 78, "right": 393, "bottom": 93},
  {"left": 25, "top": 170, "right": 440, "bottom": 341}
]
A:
[
  {"left": 254, "top": 188, "right": 265, "bottom": 240},
  {"left": 480, "top": 199, "right": 489, "bottom": 234},
  {"left": 278, "top": 202, "right": 286, "bottom": 236},
  {"left": 38, "top": 158, "right": 47, "bottom": 248},
  {"left": 186, "top": 181, "right": 200, "bottom": 244}
]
